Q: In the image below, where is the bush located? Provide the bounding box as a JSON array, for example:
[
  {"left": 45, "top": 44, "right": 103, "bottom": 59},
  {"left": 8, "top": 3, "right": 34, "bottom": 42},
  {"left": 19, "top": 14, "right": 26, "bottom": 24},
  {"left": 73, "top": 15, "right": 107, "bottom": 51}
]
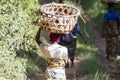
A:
[
  {"left": 0, "top": 0, "right": 45, "bottom": 80},
  {"left": 114, "top": 56, "right": 120, "bottom": 69}
]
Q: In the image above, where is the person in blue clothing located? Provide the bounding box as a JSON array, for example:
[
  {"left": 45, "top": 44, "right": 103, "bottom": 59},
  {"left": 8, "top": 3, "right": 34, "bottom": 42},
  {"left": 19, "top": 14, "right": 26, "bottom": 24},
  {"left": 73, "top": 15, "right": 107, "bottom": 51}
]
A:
[
  {"left": 60, "top": 21, "right": 87, "bottom": 67},
  {"left": 102, "top": 3, "right": 119, "bottom": 60}
]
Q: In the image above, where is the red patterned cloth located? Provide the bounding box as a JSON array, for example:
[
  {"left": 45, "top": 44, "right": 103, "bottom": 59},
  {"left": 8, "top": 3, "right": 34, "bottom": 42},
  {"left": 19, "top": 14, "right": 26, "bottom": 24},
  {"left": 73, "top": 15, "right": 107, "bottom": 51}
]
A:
[{"left": 49, "top": 33, "right": 61, "bottom": 42}]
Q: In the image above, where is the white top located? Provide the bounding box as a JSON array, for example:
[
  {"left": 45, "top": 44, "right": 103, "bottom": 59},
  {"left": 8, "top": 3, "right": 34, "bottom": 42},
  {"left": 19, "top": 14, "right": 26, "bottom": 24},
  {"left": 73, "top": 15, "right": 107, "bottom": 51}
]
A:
[
  {"left": 40, "top": 42, "right": 68, "bottom": 80},
  {"left": 40, "top": 42, "right": 68, "bottom": 62}
]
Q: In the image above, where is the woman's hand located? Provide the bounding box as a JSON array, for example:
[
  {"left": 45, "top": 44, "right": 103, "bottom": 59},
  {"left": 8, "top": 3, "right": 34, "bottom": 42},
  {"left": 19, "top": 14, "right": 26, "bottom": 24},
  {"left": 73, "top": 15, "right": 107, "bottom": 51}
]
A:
[{"left": 84, "top": 38, "right": 87, "bottom": 44}]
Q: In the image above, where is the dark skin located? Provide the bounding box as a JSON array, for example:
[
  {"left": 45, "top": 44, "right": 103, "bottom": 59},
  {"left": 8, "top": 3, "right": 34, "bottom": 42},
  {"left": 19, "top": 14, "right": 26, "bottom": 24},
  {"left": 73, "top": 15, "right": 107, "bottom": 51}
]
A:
[
  {"left": 78, "top": 31, "right": 87, "bottom": 44},
  {"left": 58, "top": 0, "right": 87, "bottom": 43},
  {"left": 107, "top": 3, "right": 119, "bottom": 28},
  {"left": 102, "top": 3, "right": 120, "bottom": 60},
  {"left": 59, "top": 0, "right": 63, "bottom": 3},
  {"left": 35, "top": 28, "right": 68, "bottom": 67},
  {"left": 71, "top": 30, "right": 87, "bottom": 56},
  {"left": 102, "top": 3, "right": 120, "bottom": 37},
  {"left": 70, "top": 29, "right": 87, "bottom": 67},
  {"left": 35, "top": 28, "right": 56, "bottom": 45},
  {"left": 62, "top": 24, "right": 87, "bottom": 67},
  {"left": 35, "top": 28, "right": 52, "bottom": 58},
  {"left": 35, "top": 28, "right": 42, "bottom": 45},
  {"left": 58, "top": 0, "right": 87, "bottom": 67},
  {"left": 72, "top": 22, "right": 88, "bottom": 45}
]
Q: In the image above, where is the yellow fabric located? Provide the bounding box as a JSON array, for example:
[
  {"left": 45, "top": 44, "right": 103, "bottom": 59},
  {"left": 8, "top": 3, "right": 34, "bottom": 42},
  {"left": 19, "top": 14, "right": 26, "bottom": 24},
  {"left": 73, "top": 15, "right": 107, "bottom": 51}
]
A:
[{"left": 47, "top": 58, "right": 65, "bottom": 68}]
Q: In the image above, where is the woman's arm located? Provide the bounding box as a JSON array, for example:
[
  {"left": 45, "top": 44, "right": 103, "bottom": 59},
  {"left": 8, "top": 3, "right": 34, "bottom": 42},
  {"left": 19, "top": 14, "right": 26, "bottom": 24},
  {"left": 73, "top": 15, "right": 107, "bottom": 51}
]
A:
[
  {"left": 35, "top": 28, "right": 51, "bottom": 57},
  {"left": 35, "top": 28, "right": 42, "bottom": 45},
  {"left": 75, "top": 22, "right": 87, "bottom": 44}
]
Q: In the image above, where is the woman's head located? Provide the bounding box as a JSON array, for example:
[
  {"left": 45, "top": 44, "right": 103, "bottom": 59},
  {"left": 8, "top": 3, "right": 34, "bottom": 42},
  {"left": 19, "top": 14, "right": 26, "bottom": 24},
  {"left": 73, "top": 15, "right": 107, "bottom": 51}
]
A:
[
  {"left": 49, "top": 33, "right": 61, "bottom": 42},
  {"left": 107, "top": 3, "right": 114, "bottom": 11},
  {"left": 59, "top": 0, "right": 63, "bottom": 3}
]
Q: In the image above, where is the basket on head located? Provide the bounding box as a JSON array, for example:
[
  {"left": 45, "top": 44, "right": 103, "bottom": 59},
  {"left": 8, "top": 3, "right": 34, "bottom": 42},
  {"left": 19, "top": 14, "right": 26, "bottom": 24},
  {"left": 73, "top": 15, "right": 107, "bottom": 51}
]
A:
[
  {"left": 39, "top": 2, "right": 80, "bottom": 34},
  {"left": 101, "top": 0, "right": 120, "bottom": 3}
]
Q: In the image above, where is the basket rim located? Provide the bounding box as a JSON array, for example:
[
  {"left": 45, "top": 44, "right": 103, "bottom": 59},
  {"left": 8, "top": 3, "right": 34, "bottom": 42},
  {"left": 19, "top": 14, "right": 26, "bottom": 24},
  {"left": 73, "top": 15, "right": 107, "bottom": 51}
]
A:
[
  {"left": 101, "top": 0, "right": 120, "bottom": 3},
  {"left": 39, "top": 2, "right": 80, "bottom": 17}
]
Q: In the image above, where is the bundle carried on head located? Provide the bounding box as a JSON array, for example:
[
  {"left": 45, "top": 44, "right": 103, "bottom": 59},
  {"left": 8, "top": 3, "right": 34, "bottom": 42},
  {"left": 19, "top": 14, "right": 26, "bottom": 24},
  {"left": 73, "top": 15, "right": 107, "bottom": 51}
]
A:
[
  {"left": 101, "top": 0, "right": 120, "bottom": 3},
  {"left": 39, "top": 2, "right": 80, "bottom": 34}
]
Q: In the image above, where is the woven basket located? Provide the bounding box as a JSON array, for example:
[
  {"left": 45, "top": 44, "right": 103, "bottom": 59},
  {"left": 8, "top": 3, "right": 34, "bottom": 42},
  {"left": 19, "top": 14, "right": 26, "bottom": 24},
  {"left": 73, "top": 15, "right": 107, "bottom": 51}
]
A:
[
  {"left": 39, "top": 2, "right": 80, "bottom": 34},
  {"left": 101, "top": 0, "right": 120, "bottom": 3}
]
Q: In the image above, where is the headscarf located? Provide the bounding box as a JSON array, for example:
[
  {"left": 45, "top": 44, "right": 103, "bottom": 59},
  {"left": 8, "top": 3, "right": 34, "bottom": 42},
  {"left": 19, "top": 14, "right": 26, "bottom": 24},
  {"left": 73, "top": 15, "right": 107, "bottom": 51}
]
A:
[{"left": 49, "top": 33, "right": 61, "bottom": 42}]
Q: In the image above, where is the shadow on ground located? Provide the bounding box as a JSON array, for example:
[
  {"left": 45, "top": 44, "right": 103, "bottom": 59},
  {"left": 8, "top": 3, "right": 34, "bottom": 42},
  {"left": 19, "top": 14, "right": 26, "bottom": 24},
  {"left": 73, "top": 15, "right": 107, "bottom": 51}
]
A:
[{"left": 15, "top": 48, "right": 47, "bottom": 79}]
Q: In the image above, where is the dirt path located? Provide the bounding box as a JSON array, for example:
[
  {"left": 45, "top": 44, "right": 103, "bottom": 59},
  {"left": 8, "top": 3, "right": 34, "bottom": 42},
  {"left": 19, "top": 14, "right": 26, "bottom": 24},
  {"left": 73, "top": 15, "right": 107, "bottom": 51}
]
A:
[
  {"left": 81, "top": 7, "right": 120, "bottom": 80},
  {"left": 31, "top": 55, "right": 83, "bottom": 80},
  {"left": 65, "top": 57, "right": 81, "bottom": 80}
]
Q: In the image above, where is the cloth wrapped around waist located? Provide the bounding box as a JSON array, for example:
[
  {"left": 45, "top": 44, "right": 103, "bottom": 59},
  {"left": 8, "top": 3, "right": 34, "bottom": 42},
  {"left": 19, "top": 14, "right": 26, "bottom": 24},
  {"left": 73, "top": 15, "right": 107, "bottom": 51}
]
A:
[
  {"left": 47, "top": 58, "right": 65, "bottom": 68},
  {"left": 46, "top": 68, "right": 66, "bottom": 80}
]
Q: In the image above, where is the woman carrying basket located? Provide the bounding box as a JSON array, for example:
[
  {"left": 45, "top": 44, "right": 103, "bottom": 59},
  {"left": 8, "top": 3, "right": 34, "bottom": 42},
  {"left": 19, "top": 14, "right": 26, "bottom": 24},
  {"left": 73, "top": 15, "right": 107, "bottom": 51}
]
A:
[
  {"left": 102, "top": 3, "right": 120, "bottom": 60},
  {"left": 35, "top": 28, "right": 68, "bottom": 80}
]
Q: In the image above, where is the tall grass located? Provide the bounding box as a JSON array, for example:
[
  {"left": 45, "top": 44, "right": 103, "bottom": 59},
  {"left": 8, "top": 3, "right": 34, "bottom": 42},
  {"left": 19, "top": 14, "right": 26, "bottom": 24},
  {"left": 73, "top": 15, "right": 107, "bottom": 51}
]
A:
[{"left": 87, "top": 71, "right": 109, "bottom": 80}]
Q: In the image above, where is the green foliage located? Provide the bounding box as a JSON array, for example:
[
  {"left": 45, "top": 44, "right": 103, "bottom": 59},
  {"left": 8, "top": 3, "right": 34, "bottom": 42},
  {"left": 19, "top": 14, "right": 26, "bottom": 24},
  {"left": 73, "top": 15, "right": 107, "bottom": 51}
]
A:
[
  {"left": 87, "top": 71, "right": 109, "bottom": 80},
  {"left": 0, "top": 0, "right": 46, "bottom": 79},
  {"left": 79, "top": 55, "right": 106, "bottom": 74},
  {"left": 114, "top": 56, "right": 120, "bottom": 68},
  {"left": 80, "top": 0, "right": 120, "bottom": 31},
  {"left": 116, "top": 38, "right": 120, "bottom": 56},
  {"left": 80, "top": 0, "right": 107, "bottom": 31}
]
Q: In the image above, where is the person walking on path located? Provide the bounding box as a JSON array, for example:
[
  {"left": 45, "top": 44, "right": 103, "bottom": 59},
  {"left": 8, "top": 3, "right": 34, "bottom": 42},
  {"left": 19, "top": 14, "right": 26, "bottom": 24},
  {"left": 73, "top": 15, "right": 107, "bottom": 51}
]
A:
[
  {"left": 58, "top": 0, "right": 87, "bottom": 68},
  {"left": 60, "top": 21, "right": 87, "bottom": 67},
  {"left": 102, "top": 3, "right": 120, "bottom": 60},
  {"left": 35, "top": 28, "right": 68, "bottom": 80}
]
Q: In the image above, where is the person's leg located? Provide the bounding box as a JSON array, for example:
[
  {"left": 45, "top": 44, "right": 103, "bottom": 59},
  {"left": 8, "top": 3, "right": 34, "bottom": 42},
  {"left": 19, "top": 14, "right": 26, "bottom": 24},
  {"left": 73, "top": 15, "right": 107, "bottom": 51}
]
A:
[
  {"left": 70, "top": 38, "right": 77, "bottom": 67},
  {"left": 106, "top": 38, "right": 111, "bottom": 60},
  {"left": 65, "top": 47, "right": 69, "bottom": 68},
  {"left": 65, "top": 59, "right": 69, "bottom": 68},
  {"left": 106, "top": 38, "right": 116, "bottom": 60},
  {"left": 69, "top": 52, "right": 75, "bottom": 67},
  {"left": 111, "top": 37, "right": 118, "bottom": 58},
  {"left": 111, "top": 24, "right": 119, "bottom": 58}
]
